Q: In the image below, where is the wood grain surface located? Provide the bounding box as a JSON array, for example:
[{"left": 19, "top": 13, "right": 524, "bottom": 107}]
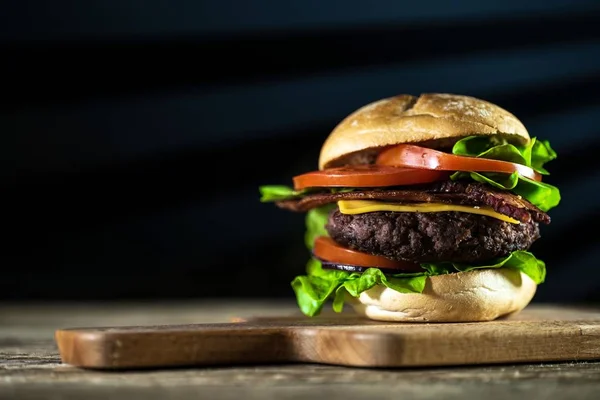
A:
[
  {"left": 54, "top": 304, "right": 600, "bottom": 369},
  {"left": 3, "top": 301, "right": 600, "bottom": 400}
]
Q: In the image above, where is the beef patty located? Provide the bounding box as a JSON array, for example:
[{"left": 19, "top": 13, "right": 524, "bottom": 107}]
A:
[{"left": 326, "top": 209, "right": 540, "bottom": 263}]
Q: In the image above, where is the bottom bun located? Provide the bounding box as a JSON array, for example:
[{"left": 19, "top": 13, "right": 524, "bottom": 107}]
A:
[{"left": 350, "top": 268, "right": 536, "bottom": 322}]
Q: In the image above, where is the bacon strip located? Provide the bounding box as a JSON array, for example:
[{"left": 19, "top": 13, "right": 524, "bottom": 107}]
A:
[{"left": 275, "top": 181, "right": 550, "bottom": 224}]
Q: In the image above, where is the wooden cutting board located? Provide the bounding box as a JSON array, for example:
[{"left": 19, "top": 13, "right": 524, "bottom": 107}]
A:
[{"left": 54, "top": 305, "right": 600, "bottom": 369}]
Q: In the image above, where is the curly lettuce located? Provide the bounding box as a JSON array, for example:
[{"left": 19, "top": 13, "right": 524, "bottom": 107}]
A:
[
  {"left": 451, "top": 135, "right": 557, "bottom": 175},
  {"left": 450, "top": 136, "right": 560, "bottom": 212}
]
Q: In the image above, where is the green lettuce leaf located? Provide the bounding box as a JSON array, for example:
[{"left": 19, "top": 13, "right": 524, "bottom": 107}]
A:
[
  {"left": 529, "top": 139, "right": 557, "bottom": 175},
  {"left": 304, "top": 204, "right": 335, "bottom": 249},
  {"left": 292, "top": 251, "right": 546, "bottom": 317},
  {"left": 426, "top": 251, "right": 546, "bottom": 285},
  {"left": 452, "top": 135, "right": 557, "bottom": 175},
  {"left": 291, "top": 258, "right": 428, "bottom": 317},
  {"left": 450, "top": 135, "right": 560, "bottom": 212},
  {"left": 292, "top": 259, "right": 346, "bottom": 317},
  {"left": 259, "top": 185, "right": 307, "bottom": 202},
  {"left": 511, "top": 176, "right": 561, "bottom": 212},
  {"left": 450, "top": 170, "right": 560, "bottom": 212},
  {"left": 259, "top": 185, "right": 354, "bottom": 202}
]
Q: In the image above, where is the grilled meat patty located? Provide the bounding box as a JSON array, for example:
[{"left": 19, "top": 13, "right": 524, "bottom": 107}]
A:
[{"left": 326, "top": 209, "right": 540, "bottom": 263}]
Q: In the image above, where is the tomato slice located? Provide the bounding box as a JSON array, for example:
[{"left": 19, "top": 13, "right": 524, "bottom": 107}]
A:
[
  {"left": 376, "top": 144, "right": 542, "bottom": 182},
  {"left": 313, "top": 236, "right": 424, "bottom": 272},
  {"left": 293, "top": 165, "right": 450, "bottom": 190}
]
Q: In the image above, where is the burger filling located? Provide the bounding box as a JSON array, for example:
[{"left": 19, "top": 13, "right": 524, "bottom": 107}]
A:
[
  {"left": 259, "top": 135, "right": 560, "bottom": 317},
  {"left": 326, "top": 208, "right": 540, "bottom": 264}
]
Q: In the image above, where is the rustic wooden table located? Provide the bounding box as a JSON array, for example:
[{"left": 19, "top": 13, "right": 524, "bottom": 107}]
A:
[{"left": 2, "top": 301, "right": 600, "bottom": 400}]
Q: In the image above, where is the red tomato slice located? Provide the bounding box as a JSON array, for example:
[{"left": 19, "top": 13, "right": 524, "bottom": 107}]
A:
[
  {"left": 376, "top": 144, "right": 542, "bottom": 182},
  {"left": 293, "top": 165, "right": 450, "bottom": 190},
  {"left": 313, "top": 236, "right": 424, "bottom": 272}
]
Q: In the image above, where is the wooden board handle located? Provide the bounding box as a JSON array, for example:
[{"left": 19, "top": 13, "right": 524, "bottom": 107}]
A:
[{"left": 55, "top": 324, "right": 292, "bottom": 369}]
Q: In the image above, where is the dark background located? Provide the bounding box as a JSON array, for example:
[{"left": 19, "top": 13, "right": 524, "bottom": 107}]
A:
[{"left": 2, "top": 1, "right": 599, "bottom": 304}]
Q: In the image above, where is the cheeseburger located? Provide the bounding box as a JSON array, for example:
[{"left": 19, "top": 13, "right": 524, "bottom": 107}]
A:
[{"left": 259, "top": 93, "right": 560, "bottom": 322}]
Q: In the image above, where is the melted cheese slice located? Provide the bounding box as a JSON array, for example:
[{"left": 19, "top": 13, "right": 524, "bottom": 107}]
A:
[{"left": 337, "top": 200, "right": 519, "bottom": 224}]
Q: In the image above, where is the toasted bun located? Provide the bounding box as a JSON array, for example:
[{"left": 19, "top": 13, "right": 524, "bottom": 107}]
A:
[
  {"left": 319, "top": 93, "right": 530, "bottom": 169},
  {"left": 349, "top": 268, "right": 536, "bottom": 322}
]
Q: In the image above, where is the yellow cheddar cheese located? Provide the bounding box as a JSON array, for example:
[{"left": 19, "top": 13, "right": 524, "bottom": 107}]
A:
[{"left": 337, "top": 200, "right": 519, "bottom": 224}]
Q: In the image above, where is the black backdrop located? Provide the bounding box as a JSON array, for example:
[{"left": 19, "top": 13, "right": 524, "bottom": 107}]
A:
[{"left": 2, "top": 1, "right": 599, "bottom": 303}]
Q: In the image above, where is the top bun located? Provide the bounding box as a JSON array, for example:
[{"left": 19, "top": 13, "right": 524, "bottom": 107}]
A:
[{"left": 319, "top": 93, "right": 530, "bottom": 170}]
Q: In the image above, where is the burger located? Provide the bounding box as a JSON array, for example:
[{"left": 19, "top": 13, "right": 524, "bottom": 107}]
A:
[{"left": 259, "top": 93, "right": 560, "bottom": 322}]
